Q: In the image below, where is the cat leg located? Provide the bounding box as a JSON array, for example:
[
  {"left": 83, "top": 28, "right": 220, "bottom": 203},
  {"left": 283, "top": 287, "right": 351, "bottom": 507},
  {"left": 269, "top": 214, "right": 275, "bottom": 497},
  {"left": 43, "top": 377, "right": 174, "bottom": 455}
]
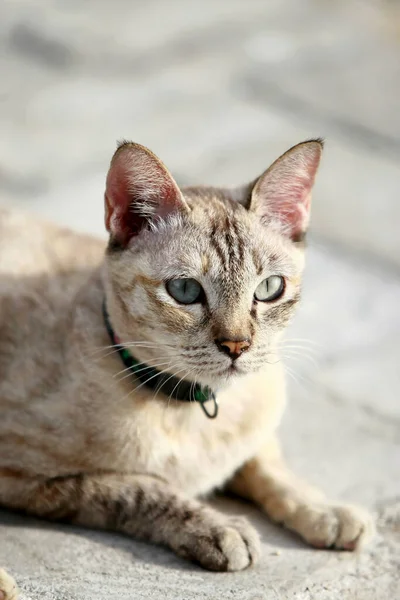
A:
[
  {"left": 228, "top": 436, "right": 374, "bottom": 550},
  {"left": 0, "top": 569, "right": 19, "bottom": 600},
  {"left": 1, "top": 473, "right": 259, "bottom": 572}
]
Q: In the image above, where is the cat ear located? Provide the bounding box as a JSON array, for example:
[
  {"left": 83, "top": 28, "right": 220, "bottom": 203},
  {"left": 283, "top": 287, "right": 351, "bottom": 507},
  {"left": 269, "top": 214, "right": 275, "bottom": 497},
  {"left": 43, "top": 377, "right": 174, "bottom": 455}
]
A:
[
  {"left": 105, "top": 141, "right": 188, "bottom": 246},
  {"left": 249, "top": 139, "right": 323, "bottom": 242}
]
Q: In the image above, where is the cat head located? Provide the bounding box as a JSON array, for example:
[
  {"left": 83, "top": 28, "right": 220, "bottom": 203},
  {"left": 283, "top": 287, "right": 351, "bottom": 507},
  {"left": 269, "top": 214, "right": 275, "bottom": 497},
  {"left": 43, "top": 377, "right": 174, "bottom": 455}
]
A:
[{"left": 103, "top": 139, "right": 322, "bottom": 387}]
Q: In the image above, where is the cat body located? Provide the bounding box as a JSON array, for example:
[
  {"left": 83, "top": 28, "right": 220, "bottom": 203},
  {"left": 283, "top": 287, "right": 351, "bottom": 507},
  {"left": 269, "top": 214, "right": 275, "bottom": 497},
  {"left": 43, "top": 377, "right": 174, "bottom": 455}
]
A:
[
  {"left": 0, "top": 206, "right": 285, "bottom": 496},
  {"left": 0, "top": 141, "right": 373, "bottom": 584}
]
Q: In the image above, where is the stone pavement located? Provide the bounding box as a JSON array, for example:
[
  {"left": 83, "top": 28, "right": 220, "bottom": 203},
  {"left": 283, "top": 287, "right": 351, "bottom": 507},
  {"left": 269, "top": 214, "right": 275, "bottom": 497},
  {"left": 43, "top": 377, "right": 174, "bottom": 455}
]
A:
[{"left": 0, "top": 1, "right": 399, "bottom": 598}]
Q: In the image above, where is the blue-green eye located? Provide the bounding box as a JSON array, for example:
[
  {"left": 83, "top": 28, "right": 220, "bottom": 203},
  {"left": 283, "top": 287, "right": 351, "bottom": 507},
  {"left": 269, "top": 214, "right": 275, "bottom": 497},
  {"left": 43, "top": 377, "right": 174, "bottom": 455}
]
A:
[
  {"left": 166, "top": 278, "right": 203, "bottom": 304},
  {"left": 254, "top": 276, "right": 285, "bottom": 302}
]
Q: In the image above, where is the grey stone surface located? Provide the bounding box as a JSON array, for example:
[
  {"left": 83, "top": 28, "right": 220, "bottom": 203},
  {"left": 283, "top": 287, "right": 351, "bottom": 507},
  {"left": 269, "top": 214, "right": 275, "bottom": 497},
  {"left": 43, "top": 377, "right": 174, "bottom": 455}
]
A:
[{"left": 0, "top": 0, "right": 399, "bottom": 598}]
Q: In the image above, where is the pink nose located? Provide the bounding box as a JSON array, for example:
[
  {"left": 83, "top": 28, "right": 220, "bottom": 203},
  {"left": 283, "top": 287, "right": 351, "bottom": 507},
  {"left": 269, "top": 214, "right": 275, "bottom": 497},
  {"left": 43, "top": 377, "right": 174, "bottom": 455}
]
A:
[{"left": 217, "top": 339, "right": 251, "bottom": 359}]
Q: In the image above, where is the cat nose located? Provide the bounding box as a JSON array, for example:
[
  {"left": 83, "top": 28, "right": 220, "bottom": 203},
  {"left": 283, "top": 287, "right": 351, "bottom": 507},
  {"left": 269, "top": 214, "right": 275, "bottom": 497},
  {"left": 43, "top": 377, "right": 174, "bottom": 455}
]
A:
[{"left": 216, "top": 338, "right": 251, "bottom": 360}]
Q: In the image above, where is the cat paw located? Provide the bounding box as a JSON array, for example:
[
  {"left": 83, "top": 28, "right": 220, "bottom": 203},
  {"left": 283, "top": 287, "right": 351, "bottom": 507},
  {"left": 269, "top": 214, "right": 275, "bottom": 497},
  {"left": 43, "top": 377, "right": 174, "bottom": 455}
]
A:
[
  {"left": 289, "top": 503, "right": 375, "bottom": 551},
  {"left": 176, "top": 514, "right": 261, "bottom": 571},
  {"left": 0, "top": 569, "right": 19, "bottom": 600}
]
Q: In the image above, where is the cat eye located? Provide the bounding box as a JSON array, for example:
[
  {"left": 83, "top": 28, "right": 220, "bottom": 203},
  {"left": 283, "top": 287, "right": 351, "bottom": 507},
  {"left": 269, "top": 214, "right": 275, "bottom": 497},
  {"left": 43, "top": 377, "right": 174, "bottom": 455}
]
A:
[
  {"left": 254, "top": 276, "right": 285, "bottom": 302},
  {"left": 166, "top": 278, "right": 204, "bottom": 304}
]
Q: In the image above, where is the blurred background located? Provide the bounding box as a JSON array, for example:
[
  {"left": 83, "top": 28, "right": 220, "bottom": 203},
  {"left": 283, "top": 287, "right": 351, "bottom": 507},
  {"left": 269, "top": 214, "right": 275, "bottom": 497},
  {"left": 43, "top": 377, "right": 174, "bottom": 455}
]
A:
[
  {"left": 1, "top": 0, "right": 400, "bottom": 260},
  {"left": 1, "top": 1, "right": 399, "bottom": 598}
]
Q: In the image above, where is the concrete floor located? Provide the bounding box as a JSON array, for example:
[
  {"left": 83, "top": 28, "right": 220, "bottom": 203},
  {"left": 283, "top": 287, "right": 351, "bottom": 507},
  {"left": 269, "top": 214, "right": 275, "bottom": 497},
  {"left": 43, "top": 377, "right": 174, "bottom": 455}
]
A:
[{"left": 0, "top": 1, "right": 399, "bottom": 598}]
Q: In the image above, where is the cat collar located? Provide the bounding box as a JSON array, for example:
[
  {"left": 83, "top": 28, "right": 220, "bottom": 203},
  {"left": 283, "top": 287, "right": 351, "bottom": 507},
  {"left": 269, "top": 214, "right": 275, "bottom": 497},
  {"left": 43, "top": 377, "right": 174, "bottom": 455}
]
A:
[{"left": 102, "top": 301, "right": 219, "bottom": 419}]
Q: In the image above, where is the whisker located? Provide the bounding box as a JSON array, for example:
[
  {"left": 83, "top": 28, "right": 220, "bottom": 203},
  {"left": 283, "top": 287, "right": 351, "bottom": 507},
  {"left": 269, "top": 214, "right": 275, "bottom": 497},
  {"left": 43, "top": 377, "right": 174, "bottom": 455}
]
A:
[
  {"left": 112, "top": 355, "right": 177, "bottom": 379},
  {"left": 130, "top": 363, "right": 183, "bottom": 396},
  {"left": 277, "top": 344, "right": 319, "bottom": 357},
  {"left": 123, "top": 341, "right": 174, "bottom": 349},
  {"left": 271, "top": 348, "right": 320, "bottom": 368},
  {"left": 281, "top": 351, "right": 318, "bottom": 369},
  {"left": 167, "top": 367, "right": 196, "bottom": 408},
  {"left": 261, "top": 358, "right": 281, "bottom": 366},
  {"left": 151, "top": 366, "right": 183, "bottom": 404},
  {"left": 164, "top": 366, "right": 194, "bottom": 411},
  {"left": 87, "top": 346, "right": 160, "bottom": 363},
  {"left": 90, "top": 344, "right": 175, "bottom": 362},
  {"left": 280, "top": 337, "right": 323, "bottom": 348},
  {"left": 277, "top": 346, "right": 319, "bottom": 359},
  {"left": 89, "top": 341, "right": 174, "bottom": 360},
  {"left": 284, "top": 363, "right": 313, "bottom": 394},
  {"left": 115, "top": 362, "right": 183, "bottom": 407},
  {"left": 115, "top": 360, "right": 173, "bottom": 383},
  {"left": 189, "top": 379, "right": 195, "bottom": 403},
  {"left": 280, "top": 346, "right": 318, "bottom": 356},
  {"left": 271, "top": 344, "right": 319, "bottom": 361}
]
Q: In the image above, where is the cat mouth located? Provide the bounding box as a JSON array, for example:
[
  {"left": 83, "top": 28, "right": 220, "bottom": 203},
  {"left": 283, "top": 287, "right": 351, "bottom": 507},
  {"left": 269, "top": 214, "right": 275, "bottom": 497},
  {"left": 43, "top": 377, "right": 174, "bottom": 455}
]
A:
[
  {"left": 206, "top": 364, "right": 239, "bottom": 379},
  {"left": 218, "top": 359, "right": 265, "bottom": 378},
  {"left": 221, "top": 363, "right": 243, "bottom": 377},
  {"left": 199, "top": 361, "right": 248, "bottom": 382}
]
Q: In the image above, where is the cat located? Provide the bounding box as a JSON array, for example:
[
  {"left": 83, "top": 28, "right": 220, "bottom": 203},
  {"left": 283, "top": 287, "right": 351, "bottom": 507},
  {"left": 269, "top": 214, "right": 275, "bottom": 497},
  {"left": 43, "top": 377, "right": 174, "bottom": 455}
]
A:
[{"left": 0, "top": 139, "right": 374, "bottom": 586}]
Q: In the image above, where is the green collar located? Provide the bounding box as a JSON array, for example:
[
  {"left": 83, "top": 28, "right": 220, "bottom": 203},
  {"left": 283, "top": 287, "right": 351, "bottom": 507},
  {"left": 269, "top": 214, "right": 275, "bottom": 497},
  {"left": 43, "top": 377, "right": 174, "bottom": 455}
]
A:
[{"left": 103, "top": 301, "right": 218, "bottom": 419}]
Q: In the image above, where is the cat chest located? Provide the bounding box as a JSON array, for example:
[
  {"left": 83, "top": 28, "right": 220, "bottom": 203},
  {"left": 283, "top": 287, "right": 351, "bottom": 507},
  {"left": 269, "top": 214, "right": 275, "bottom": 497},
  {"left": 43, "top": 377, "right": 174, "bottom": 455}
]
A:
[
  {"left": 103, "top": 381, "right": 284, "bottom": 497},
  {"left": 111, "top": 417, "right": 264, "bottom": 496}
]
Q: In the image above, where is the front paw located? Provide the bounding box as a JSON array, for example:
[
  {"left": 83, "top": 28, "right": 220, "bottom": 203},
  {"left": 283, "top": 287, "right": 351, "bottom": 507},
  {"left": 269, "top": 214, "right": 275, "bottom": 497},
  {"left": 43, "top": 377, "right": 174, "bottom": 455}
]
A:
[
  {"left": 175, "top": 513, "right": 261, "bottom": 571},
  {"left": 0, "top": 569, "right": 19, "bottom": 600},
  {"left": 288, "top": 503, "right": 375, "bottom": 551}
]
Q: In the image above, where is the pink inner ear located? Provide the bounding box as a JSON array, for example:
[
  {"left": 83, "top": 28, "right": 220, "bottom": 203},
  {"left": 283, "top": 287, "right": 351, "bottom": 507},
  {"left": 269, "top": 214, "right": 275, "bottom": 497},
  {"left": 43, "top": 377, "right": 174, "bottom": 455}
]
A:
[
  {"left": 252, "top": 142, "right": 322, "bottom": 241},
  {"left": 104, "top": 144, "right": 185, "bottom": 246},
  {"left": 105, "top": 162, "right": 145, "bottom": 244},
  {"left": 267, "top": 177, "right": 312, "bottom": 240}
]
